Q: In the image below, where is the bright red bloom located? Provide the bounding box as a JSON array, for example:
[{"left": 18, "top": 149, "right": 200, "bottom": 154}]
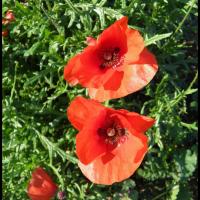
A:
[
  {"left": 2, "top": 18, "right": 9, "bottom": 25},
  {"left": 64, "top": 17, "right": 158, "bottom": 102},
  {"left": 2, "top": 30, "right": 9, "bottom": 37},
  {"left": 5, "top": 10, "right": 15, "bottom": 22},
  {"left": 67, "top": 96, "right": 155, "bottom": 185},
  {"left": 27, "top": 167, "right": 58, "bottom": 200}
]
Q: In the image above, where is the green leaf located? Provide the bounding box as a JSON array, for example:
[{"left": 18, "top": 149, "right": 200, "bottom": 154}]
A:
[
  {"left": 144, "top": 32, "right": 172, "bottom": 46},
  {"left": 97, "top": 0, "right": 107, "bottom": 7},
  {"left": 129, "top": 25, "right": 145, "bottom": 33},
  {"left": 2, "top": 7, "right": 8, "bottom": 14},
  {"left": 181, "top": 122, "right": 198, "bottom": 131},
  {"left": 185, "top": 88, "right": 198, "bottom": 95},
  {"left": 169, "top": 185, "right": 180, "bottom": 200},
  {"left": 68, "top": 12, "right": 76, "bottom": 28},
  {"left": 176, "top": 184, "right": 193, "bottom": 200},
  {"left": 175, "top": 148, "right": 197, "bottom": 178},
  {"left": 121, "top": 0, "right": 126, "bottom": 8},
  {"left": 36, "top": 132, "right": 78, "bottom": 164},
  {"left": 24, "top": 42, "right": 41, "bottom": 57},
  {"left": 94, "top": 7, "right": 105, "bottom": 29}
]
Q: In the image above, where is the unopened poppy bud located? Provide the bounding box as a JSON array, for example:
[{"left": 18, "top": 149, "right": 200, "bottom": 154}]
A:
[
  {"left": 27, "top": 167, "right": 58, "bottom": 200},
  {"left": 5, "top": 10, "right": 15, "bottom": 22},
  {"left": 57, "top": 191, "right": 66, "bottom": 200},
  {"left": 2, "top": 18, "right": 9, "bottom": 25},
  {"left": 2, "top": 30, "right": 9, "bottom": 37}
]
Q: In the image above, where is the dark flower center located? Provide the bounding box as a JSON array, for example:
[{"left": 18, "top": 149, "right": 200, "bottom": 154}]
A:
[
  {"left": 100, "top": 47, "right": 124, "bottom": 69},
  {"left": 98, "top": 123, "right": 128, "bottom": 145}
]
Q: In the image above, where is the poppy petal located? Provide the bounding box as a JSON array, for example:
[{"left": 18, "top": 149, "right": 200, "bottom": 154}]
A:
[
  {"left": 117, "top": 109, "right": 155, "bottom": 132},
  {"left": 97, "top": 17, "right": 127, "bottom": 56},
  {"left": 86, "top": 36, "right": 96, "bottom": 46},
  {"left": 67, "top": 96, "right": 104, "bottom": 131},
  {"left": 115, "top": 16, "right": 128, "bottom": 30},
  {"left": 73, "top": 46, "right": 107, "bottom": 88},
  {"left": 76, "top": 109, "right": 108, "bottom": 165},
  {"left": 27, "top": 167, "right": 57, "bottom": 200},
  {"left": 74, "top": 16, "right": 129, "bottom": 89},
  {"left": 64, "top": 54, "right": 81, "bottom": 86},
  {"left": 64, "top": 47, "right": 104, "bottom": 88},
  {"left": 78, "top": 132, "right": 147, "bottom": 185},
  {"left": 103, "top": 70, "right": 124, "bottom": 90},
  {"left": 125, "top": 28, "right": 145, "bottom": 63},
  {"left": 88, "top": 48, "right": 158, "bottom": 102}
]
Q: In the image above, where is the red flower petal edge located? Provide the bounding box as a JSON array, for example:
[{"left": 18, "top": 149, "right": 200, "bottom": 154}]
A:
[
  {"left": 64, "top": 16, "right": 158, "bottom": 102},
  {"left": 67, "top": 96, "right": 155, "bottom": 185},
  {"left": 27, "top": 167, "right": 58, "bottom": 200}
]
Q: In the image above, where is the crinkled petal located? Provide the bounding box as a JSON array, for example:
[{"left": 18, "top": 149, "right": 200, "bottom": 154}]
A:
[
  {"left": 67, "top": 96, "right": 104, "bottom": 131},
  {"left": 78, "top": 132, "right": 148, "bottom": 185},
  {"left": 97, "top": 17, "right": 127, "bottom": 55},
  {"left": 103, "top": 70, "right": 124, "bottom": 90},
  {"left": 88, "top": 48, "right": 158, "bottom": 101},
  {"left": 76, "top": 109, "right": 109, "bottom": 165},
  {"left": 115, "top": 16, "right": 128, "bottom": 30},
  {"left": 64, "top": 54, "right": 81, "bottom": 86},
  {"left": 125, "top": 28, "right": 145, "bottom": 63},
  {"left": 116, "top": 109, "right": 155, "bottom": 133}
]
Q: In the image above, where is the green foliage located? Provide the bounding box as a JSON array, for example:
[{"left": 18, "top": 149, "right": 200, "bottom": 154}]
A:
[{"left": 2, "top": 0, "right": 198, "bottom": 199}]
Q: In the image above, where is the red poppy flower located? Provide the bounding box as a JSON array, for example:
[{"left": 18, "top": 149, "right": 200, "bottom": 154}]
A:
[
  {"left": 5, "top": 10, "right": 15, "bottom": 22},
  {"left": 2, "top": 18, "right": 9, "bottom": 25},
  {"left": 67, "top": 96, "right": 155, "bottom": 185},
  {"left": 2, "top": 30, "right": 9, "bottom": 37},
  {"left": 64, "top": 16, "right": 158, "bottom": 102},
  {"left": 27, "top": 167, "right": 58, "bottom": 200}
]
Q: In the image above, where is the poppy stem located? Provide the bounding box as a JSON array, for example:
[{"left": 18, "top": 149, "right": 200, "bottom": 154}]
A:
[
  {"left": 151, "top": 185, "right": 179, "bottom": 200},
  {"left": 10, "top": 61, "right": 18, "bottom": 104},
  {"left": 165, "top": 70, "right": 198, "bottom": 112},
  {"left": 161, "top": 0, "right": 196, "bottom": 49},
  {"left": 187, "top": 70, "right": 198, "bottom": 90},
  {"left": 173, "top": 0, "right": 196, "bottom": 36},
  {"left": 40, "top": 3, "right": 63, "bottom": 36},
  {"left": 48, "top": 164, "right": 65, "bottom": 191},
  {"left": 64, "top": 0, "right": 81, "bottom": 14}
]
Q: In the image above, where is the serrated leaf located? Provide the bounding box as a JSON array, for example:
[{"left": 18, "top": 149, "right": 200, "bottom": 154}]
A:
[
  {"left": 68, "top": 12, "right": 76, "bottom": 28},
  {"left": 15, "top": 1, "right": 29, "bottom": 13},
  {"left": 104, "top": 8, "right": 123, "bottom": 18},
  {"left": 144, "top": 32, "right": 172, "bottom": 46},
  {"left": 169, "top": 185, "right": 180, "bottom": 200},
  {"left": 94, "top": 7, "right": 105, "bottom": 29},
  {"left": 49, "top": 41, "right": 59, "bottom": 54},
  {"left": 24, "top": 42, "right": 41, "bottom": 57},
  {"left": 129, "top": 25, "right": 145, "bottom": 33},
  {"left": 97, "top": 0, "right": 107, "bottom": 7},
  {"left": 181, "top": 122, "right": 197, "bottom": 131},
  {"left": 175, "top": 148, "right": 197, "bottom": 178},
  {"left": 24, "top": 68, "right": 57, "bottom": 87},
  {"left": 37, "top": 132, "right": 77, "bottom": 164},
  {"left": 185, "top": 88, "right": 198, "bottom": 95},
  {"left": 121, "top": 0, "right": 126, "bottom": 8}
]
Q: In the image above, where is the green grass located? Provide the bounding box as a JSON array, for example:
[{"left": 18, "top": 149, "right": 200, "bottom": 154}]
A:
[{"left": 2, "top": 0, "right": 198, "bottom": 199}]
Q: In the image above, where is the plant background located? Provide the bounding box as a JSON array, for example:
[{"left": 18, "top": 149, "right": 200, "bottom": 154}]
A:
[{"left": 2, "top": 0, "right": 198, "bottom": 199}]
